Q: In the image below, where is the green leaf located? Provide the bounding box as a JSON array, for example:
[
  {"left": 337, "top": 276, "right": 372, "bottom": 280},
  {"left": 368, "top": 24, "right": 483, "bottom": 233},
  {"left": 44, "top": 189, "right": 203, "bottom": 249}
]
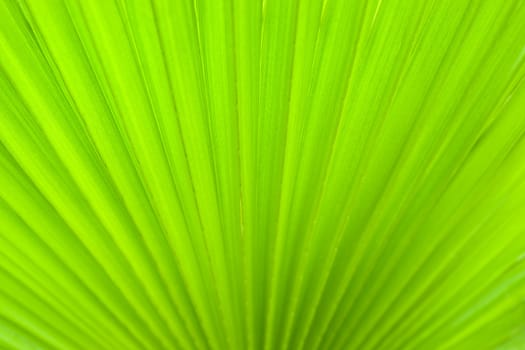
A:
[{"left": 0, "top": 0, "right": 524, "bottom": 349}]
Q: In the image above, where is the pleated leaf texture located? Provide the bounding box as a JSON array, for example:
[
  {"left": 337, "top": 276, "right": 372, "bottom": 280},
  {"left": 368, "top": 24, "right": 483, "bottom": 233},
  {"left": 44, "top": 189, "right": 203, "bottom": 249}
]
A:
[{"left": 1, "top": 0, "right": 525, "bottom": 349}]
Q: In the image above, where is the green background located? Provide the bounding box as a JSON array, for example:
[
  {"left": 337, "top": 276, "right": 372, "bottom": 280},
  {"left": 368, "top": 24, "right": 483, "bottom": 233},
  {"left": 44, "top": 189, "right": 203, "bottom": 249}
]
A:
[{"left": 1, "top": 0, "right": 525, "bottom": 348}]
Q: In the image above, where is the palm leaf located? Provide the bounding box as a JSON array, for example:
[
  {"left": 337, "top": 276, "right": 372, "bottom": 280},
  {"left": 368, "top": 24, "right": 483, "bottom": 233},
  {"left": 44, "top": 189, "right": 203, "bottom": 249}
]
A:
[{"left": 1, "top": 0, "right": 525, "bottom": 349}]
